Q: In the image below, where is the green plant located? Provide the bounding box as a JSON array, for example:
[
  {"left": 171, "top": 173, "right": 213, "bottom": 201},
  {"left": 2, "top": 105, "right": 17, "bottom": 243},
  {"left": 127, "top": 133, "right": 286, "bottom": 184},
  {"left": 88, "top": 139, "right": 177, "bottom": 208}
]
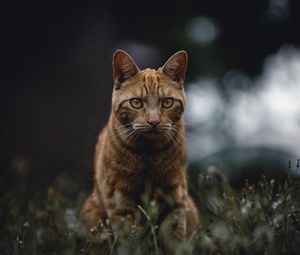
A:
[{"left": 1, "top": 162, "right": 299, "bottom": 254}]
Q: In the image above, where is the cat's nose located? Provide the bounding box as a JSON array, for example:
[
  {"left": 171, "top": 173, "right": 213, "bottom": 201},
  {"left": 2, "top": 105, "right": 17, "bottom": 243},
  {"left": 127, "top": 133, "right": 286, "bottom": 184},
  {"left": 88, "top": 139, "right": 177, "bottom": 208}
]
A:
[
  {"left": 147, "top": 119, "right": 160, "bottom": 128},
  {"left": 147, "top": 111, "right": 161, "bottom": 128}
]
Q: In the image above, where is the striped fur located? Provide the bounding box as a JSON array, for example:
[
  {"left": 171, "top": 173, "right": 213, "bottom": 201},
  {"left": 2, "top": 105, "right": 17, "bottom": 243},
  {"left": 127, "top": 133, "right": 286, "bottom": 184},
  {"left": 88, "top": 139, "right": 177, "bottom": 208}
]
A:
[{"left": 80, "top": 50, "right": 199, "bottom": 253}]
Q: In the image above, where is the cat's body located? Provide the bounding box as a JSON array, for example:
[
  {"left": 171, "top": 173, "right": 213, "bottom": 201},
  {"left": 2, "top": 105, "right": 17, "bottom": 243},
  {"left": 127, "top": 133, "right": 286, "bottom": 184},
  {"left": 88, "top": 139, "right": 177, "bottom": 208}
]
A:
[{"left": 80, "top": 50, "right": 199, "bottom": 253}]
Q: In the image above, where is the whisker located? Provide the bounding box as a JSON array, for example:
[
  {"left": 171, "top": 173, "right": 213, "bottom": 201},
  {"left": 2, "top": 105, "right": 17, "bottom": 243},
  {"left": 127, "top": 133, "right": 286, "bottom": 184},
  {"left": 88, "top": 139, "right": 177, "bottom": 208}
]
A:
[
  {"left": 132, "top": 123, "right": 150, "bottom": 131},
  {"left": 130, "top": 130, "right": 140, "bottom": 143},
  {"left": 171, "top": 126, "right": 190, "bottom": 144},
  {"left": 114, "top": 123, "right": 133, "bottom": 132},
  {"left": 109, "top": 123, "right": 136, "bottom": 147},
  {"left": 165, "top": 129, "right": 179, "bottom": 147},
  {"left": 125, "top": 129, "right": 141, "bottom": 146},
  {"left": 163, "top": 131, "right": 173, "bottom": 146}
]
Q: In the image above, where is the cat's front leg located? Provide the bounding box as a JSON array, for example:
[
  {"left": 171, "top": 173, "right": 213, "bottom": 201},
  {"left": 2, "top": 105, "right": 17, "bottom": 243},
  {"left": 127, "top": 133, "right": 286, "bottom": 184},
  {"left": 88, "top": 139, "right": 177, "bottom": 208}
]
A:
[
  {"left": 104, "top": 189, "right": 139, "bottom": 255},
  {"left": 105, "top": 189, "right": 137, "bottom": 239},
  {"left": 160, "top": 205, "right": 187, "bottom": 247},
  {"left": 159, "top": 206, "right": 187, "bottom": 249},
  {"left": 159, "top": 184, "right": 192, "bottom": 254}
]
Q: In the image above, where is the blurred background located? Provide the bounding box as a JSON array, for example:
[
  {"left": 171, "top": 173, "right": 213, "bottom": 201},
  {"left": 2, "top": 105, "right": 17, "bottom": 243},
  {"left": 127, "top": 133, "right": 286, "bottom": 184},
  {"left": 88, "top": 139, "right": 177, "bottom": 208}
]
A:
[{"left": 1, "top": 0, "right": 300, "bottom": 194}]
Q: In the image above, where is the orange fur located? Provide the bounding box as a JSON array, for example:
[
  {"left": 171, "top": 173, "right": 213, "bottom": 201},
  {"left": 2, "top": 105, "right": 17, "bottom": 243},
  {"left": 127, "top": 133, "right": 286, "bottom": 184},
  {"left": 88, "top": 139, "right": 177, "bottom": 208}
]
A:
[{"left": 80, "top": 50, "right": 199, "bottom": 253}]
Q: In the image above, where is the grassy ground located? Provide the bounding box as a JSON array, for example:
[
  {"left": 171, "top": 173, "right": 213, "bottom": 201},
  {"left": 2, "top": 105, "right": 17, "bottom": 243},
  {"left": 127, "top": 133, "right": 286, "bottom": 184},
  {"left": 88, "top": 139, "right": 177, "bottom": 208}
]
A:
[{"left": 1, "top": 161, "right": 300, "bottom": 255}]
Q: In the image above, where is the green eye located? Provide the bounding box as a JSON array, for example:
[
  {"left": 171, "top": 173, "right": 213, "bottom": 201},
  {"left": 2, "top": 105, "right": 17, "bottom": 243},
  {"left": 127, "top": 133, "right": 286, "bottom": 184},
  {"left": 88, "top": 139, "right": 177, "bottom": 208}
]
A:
[
  {"left": 162, "top": 98, "right": 174, "bottom": 108},
  {"left": 130, "top": 98, "right": 143, "bottom": 109}
]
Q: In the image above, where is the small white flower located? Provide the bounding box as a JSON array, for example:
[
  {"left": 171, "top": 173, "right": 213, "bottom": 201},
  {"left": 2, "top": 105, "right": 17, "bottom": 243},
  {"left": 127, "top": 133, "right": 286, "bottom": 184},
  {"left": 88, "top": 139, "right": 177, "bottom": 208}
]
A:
[
  {"left": 240, "top": 199, "right": 252, "bottom": 216},
  {"left": 272, "top": 201, "right": 280, "bottom": 210}
]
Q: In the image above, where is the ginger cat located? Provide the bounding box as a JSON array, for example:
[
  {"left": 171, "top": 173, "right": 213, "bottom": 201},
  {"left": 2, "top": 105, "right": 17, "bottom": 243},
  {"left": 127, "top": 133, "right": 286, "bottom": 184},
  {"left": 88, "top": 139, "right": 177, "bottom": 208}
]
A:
[{"left": 80, "top": 50, "right": 199, "bottom": 253}]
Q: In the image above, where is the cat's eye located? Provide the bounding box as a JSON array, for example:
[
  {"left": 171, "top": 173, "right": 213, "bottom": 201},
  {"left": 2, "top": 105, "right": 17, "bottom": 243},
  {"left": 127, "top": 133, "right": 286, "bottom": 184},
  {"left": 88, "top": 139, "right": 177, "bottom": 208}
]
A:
[
  {"left": 162, "top": 98, "right": 174, "bottom": 108},
  {"left": 130, "top": 98, "right": 143, "bottom": 109}
]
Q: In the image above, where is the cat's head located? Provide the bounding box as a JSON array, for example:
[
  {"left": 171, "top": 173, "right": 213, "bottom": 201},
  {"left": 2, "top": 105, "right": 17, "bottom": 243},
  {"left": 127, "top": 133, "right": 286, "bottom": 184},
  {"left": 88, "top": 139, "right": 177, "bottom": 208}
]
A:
[{"left": 111, "top": 50, "right": 187, "bottom": 141}]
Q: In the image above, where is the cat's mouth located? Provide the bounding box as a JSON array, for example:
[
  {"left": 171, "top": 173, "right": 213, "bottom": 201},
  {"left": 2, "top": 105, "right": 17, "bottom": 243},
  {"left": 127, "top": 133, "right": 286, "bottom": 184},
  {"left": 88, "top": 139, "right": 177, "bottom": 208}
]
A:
[{"left": 145, "top": 128, "right": 160, "bottom": 135}]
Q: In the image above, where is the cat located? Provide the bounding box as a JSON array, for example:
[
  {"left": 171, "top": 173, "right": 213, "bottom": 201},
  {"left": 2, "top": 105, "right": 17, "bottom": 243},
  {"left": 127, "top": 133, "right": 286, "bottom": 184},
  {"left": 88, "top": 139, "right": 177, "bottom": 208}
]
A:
[{"left": 80, "top": 49, "right": 199, "bottom": 253}]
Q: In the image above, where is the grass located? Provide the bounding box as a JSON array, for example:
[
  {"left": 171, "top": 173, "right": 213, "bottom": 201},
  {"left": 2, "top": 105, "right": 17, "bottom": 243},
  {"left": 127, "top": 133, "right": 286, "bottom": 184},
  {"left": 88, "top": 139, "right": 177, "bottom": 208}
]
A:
[{"left": 1, "top": 160, "right": 300, "bottom": 255}]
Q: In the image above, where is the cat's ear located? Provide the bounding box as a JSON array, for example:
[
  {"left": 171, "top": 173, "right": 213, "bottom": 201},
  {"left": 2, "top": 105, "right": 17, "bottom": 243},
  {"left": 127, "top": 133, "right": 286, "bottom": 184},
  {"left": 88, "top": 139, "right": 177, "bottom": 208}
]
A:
[
  {"left": 112, "top": 50, "right": 140, "bottom": 89},
  {"left": 161, "top": 51, "right": 188, "bottom": 86}
]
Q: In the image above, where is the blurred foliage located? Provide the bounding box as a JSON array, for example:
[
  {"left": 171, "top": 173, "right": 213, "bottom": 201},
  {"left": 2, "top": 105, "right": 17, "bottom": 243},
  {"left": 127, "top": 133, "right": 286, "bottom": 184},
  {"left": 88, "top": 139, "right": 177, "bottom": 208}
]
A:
[{"left": 1, "top": 160, "right": 300, "bottom": 255}]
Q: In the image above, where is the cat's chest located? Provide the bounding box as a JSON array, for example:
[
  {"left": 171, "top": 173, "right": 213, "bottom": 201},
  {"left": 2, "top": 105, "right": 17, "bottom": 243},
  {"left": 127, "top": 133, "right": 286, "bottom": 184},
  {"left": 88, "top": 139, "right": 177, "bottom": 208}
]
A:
[
  {"left": 120, "top": 151, "right": 179, "bottom": 172},
  {"left": 115, "top": 158, "right": 179, "bottom": 193},
  {"left": 105, "top": 148, "right": 184, "bottom": 195},
  {"left": 123, "top": 156, "right": 176, "bottom": 180}
]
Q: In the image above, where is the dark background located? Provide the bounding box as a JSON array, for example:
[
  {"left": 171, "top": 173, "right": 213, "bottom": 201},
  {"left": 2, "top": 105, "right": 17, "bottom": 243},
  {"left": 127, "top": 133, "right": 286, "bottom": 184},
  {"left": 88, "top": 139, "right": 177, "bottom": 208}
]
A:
[{"left": 1, "top": 0, "right": 300, "bottom": 193}]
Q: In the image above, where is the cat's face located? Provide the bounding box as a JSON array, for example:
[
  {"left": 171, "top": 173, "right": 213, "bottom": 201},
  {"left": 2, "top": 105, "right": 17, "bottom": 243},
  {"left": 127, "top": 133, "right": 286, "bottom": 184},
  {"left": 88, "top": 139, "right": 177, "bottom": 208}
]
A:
[{"left": 111, "top": 50, "right": 187, "bottom": 140}]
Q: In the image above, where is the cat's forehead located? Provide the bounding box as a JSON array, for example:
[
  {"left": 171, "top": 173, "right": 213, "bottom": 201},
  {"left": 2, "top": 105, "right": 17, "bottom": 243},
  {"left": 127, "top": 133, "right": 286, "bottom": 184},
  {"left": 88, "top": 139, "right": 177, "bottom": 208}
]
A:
[
  {"left": 123, "top": 68, "right": 184, "bottom": 100},
  {"left": 140, "top": 68, "right": 161, "bottom": 83},
  {"left": 113, "top": 67, "right": 185, "bottom": 104},
  {"left": 137, "top": 69, "right": 169, "bottom": 96}
]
